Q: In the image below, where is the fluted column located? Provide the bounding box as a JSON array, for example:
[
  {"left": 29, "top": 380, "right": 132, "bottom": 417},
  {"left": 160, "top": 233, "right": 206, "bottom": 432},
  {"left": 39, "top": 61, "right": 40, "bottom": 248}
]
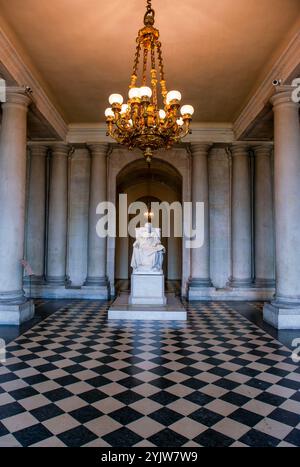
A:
[
  {"left": 230, "top": 143, "right": 252, "bottom": 287},
  {"left": 26, "top": 144, "right": 48, "bottom": 282},
  {"left": 189, "top": 143, "right": 212, "bottom": 288},
  {"left": 0, "top": 88, "right": 33, "bottom": 317},
  {"left": 264, "top": 86, "right": 300, "bottom": 329},
  {"left": 46, "top": 143, "right": 69, "bottom": 284},
  {"left": 85, "top": 143, "right": 108, "bottom": 286},
  {"left": 253, "top": 144, "right": 275, "bottom": 287}
]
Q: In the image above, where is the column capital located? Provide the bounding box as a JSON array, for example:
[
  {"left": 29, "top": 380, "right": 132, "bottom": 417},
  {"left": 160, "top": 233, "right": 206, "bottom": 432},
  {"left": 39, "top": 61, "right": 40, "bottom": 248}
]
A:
[
  {"left": 4, "top": 86, "right": 32, "bottom": 109},
  {"left": 87, "top": 143, "right": 109, "bottom": 156},
  {"left": 252, "top": 143, "right": 273, "bottom": 157},
  {"left": 50, "top": 142, "right": 72, "bottom": 157},
  {"left": 28, "top": 143, "right": 49, "bottom": 157},
  {"left": 230, "top": 142, "right": 250, "bottom": 157},
  {"left": 190, "top": 142, "right": 213, "bottom": 156},
  {"left": 270, "top": 85, "right": 300, "bottom": 110}
]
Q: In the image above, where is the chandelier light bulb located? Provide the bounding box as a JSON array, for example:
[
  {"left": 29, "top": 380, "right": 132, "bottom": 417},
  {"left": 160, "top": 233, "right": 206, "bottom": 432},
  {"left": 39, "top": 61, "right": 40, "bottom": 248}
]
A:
[
  {"left": 166, "top": 90, "right": 182, "bottom": 105},
  {"left": 109, "top": 93, "right": 124, "bottom": 106},
  {"left": 159, "top": 109, "right": 166, "bottom": 119},
  {"left": 176, "top": 117, "right": 184, "bottom": 126},
  {"left": 128, "top": 119, "right": 133, "bottom": 126},
  {"left": 121, "top": 104, "right": 129, "bottom": 114},
  {"left": 181, "top": 105, "right": 194, "bottom": 116},
  {"left": 128, "top": 87, "right": 141, "bottom": 100},
  {"left": 140, "top": 86, "right": 152, "bottom": 98},
  {"left": 105, "top": 107, "right": 115, "bottom": 118}
]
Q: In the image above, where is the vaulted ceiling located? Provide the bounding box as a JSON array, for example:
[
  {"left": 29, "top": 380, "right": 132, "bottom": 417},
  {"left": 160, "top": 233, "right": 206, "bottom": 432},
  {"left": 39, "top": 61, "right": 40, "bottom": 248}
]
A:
[{"left": 0, "top": 0, "right": 299, "bottom": 124}]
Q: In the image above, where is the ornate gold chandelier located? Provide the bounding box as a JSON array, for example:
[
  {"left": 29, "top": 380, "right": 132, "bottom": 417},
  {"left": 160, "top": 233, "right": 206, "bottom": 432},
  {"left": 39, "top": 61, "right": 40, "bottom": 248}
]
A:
[{"left": 104, "top": 0, "right": 194, "bottom": 163}]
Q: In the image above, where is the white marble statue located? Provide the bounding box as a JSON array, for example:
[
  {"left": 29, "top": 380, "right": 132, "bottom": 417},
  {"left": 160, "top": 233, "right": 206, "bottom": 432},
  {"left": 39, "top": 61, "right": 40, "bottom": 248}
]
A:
[{"left": 131, "top": 223, "right": 165, "bottom": 273}]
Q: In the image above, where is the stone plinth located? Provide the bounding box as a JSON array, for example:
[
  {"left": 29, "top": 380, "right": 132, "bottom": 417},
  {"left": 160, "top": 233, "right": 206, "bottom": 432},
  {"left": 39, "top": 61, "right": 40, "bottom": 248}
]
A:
[
  {"left": 263, "top": 303, "right": 300, "bottom": 330},
  {"left": 108, "top": 293, "right": 186, "bottom": 321},
  {"left": 0, "top": 300, "right": 34, "bottom": 325},
  {"left": 130, "top": 273, "right": 166, "bottom": 306}
]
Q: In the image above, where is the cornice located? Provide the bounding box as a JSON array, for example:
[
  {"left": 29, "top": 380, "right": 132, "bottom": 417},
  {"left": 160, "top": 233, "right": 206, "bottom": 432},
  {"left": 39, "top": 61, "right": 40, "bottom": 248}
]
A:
[
  {"left": 0, "top": 27, "right": 68, "bottom": 140},
  {"left": 233, "top": 30, "right": 300, "bottom": 139},
  {"left": 67, "top": 122, "right": 234, "bottom": 145}
]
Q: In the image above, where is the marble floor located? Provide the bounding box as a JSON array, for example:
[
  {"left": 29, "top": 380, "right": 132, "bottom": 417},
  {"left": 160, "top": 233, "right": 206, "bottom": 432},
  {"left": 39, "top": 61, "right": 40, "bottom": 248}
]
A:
[{"left": 0, "top": 299, "right": 299, "bottom": 447}]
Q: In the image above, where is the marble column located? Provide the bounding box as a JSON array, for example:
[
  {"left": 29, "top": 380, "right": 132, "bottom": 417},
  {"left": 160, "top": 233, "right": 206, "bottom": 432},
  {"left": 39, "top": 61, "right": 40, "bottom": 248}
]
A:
[
  {"left": 46, "top": 143, "right": 69, "bottom": 284},
  {"left": 0, "top": 87, "right": 34, "bottom": 324},
  {"left": 85, "top": 143, "right": 108, "bottom": 287},
  {"left": 189, "top": 143, "right": 212, "bottom": 288},
  {"left": 253, "top": 144, "right": 275, "bottom": 287},
  {"left": 26, "top": 144, "right": 48, "bottom": 283},
  {"left": 230, "top": 143, "right": 252, "bottom": 287},
  {"left": 264, "top": 86, "right": 300, "bottom": 329}
]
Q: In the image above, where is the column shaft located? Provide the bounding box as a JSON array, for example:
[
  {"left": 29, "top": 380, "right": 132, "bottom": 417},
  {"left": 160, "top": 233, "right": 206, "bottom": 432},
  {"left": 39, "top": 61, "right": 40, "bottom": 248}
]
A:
[
  {"left": 0, "top": 89, "right": 31, "bottom": 302},
  {"left": 85, "top": 144, "right": 108, "bottom": 286},
  {"left": 253, "top": 144, "right": 275, "bottom": 287},
  {"left": 26, "top": 144, "right": 48, "bottom": 282},
  {"left": 230, "top": 143, "right": 252, "bottom": 287},
  {"left": 190, "top": 143, "right": 212, "bottom": 287},
  {"left": 46, "top": 144, "right": 69, "bottom": 284}
]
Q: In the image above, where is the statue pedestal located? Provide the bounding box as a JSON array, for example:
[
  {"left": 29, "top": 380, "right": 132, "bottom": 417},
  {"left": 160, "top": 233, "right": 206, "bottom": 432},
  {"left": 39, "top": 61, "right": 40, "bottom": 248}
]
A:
[{"left": 130, "top": 272, "right": 167, "bottom": 306}]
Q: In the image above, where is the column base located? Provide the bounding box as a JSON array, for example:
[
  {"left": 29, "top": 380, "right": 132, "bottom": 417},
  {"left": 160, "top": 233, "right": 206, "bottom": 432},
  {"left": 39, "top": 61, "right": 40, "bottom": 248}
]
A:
[
  {"left": 254, "top": 278, "right": 276, "bottom": 288},
  {"left": 24, "top": 275, "right": 45, "bottom": 285},
  {"left": 24, "top": 283, "right": 110, "bottom": 300},
  {"left": 188, "top": 285, "right": 275, "bottom": 301},
  {"left": 263, "top": 301, "right": 300, "bottom": 329},
  {"left": 84, "top": 276, "right": 108, "bottom": 287},
  {"left": 228, "top": 278, "right": 253, "bottom": 288},
  {"left": 45, "top": 275, "right": 67, "bottom": 285},
  {"left": 0, "top": 299, "right": 35, "bottom": 325},
  {"left": 188, "top": 277, "right": 212, "bottom": 288}
]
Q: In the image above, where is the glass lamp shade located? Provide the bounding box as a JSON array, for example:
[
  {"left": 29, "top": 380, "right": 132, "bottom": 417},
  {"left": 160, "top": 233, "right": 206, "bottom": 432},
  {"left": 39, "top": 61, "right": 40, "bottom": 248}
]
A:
[
  {"left": 120, "top": 104, "right": 129, "bottom": 114},
  {"left": 128, "top": 87, "right": 141, "bottom": 99},
  {"left": 128, "top": 119, "right": 133, "bottom": 126},
  {"left": 181, "top": 105, "right": 194, "bottom": 116},
  {"left": 109, "top": 93, "right": 123, "bottom": 106},
  {"left": 166, "top": 90, "right": 182, "bottom": 104},
  {"left": 140, "top": 86, "right": 152, "bottom": 98},
  {"left": 105, "top": 107, "right": 115, "bottom": 118},
  {"left": 176, "top": 117, "right": 184, "bottom": 126},
  {"left": 159, "top": 109, "right": 166, "bottom": 119}
]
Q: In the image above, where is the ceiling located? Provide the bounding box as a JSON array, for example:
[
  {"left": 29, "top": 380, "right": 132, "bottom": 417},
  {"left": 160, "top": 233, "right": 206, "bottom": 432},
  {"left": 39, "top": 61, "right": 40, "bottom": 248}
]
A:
[{"left": 0, "top": 0, "right": 299, "bottom": 124}]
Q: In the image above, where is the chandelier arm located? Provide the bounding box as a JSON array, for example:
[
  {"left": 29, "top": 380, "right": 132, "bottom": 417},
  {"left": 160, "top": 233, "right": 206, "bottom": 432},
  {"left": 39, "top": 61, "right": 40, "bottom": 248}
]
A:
[
  {"left": 131, "top": 40, "right": 142, "bottom": 87},
  {"left": 156, "top": 41, "right": 168, "bottom": 103},
  {"left": 150, "top": 43, "right": 158, "bottom": 113},
  {"left": 142, "top": 46, "right": 149, "bottom": 86}
]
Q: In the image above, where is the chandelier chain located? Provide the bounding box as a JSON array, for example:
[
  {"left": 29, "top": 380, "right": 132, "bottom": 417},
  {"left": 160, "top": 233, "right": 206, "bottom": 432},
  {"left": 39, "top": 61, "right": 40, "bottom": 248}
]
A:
[
  {"left": 132, "top": 41, "right": 141, "bottom": 78},
  {"left": 146, "top": 0, "right": 152, "bottom": 12},
  {"left": 142, "top": 47, "right": 149, "bottom": 86}
]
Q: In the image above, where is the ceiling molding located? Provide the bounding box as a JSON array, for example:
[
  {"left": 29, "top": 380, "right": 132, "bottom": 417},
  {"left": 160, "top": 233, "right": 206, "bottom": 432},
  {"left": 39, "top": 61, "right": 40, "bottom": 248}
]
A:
[
  {"left": 0, "top": 27, "right": 68, "bottom": 140},
  {"left": 234, "top": 30, "right": 300, "bottom": 140},
  {"left": 67, "top": 122, "right": 234, "bottom": 145}
]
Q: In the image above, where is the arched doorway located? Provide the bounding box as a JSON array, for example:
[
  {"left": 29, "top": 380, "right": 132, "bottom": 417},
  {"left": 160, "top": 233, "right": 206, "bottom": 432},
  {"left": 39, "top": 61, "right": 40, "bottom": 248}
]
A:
[{"left": 115, "top": 158, "right": 182, "bottom": 291}]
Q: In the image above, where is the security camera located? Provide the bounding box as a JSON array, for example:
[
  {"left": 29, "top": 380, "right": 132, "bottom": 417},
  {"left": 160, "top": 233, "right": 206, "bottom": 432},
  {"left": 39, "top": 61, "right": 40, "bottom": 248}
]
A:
[{"left": 272, "top": 79, "right": 282, "bottom": 87}]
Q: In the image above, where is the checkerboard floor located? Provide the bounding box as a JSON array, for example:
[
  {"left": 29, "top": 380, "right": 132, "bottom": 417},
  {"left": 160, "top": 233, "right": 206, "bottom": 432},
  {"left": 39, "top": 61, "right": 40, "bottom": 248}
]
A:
[{"left": 0, "top": 300, "right": 299, "bottom": 447}]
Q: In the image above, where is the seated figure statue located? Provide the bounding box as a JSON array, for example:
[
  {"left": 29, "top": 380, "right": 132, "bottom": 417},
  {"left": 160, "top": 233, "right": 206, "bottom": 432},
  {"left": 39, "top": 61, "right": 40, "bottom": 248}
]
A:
[{"left": 131, "top": 223, "right": 165, "bottom": 273}]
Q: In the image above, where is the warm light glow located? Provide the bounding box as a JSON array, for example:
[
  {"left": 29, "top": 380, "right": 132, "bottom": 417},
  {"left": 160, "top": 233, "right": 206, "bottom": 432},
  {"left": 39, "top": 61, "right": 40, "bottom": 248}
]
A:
[
  {"left": 128, "top": 88, "right": 141, "bottom": 99},
  {"left": 121, "top": 104, "right": 129, "bottom": 114},
  {"left": 166, "top": 90, "right": 182, "bottom": 104},
  {"left": 105, "top": 108, "right": 115, "bottom": 118},
  {"left": 104, "top": 1, "right": 194, "bottom": 163},
  {"left": 181, "top": 105, "right": 194, "bottom": 116},
  {"left": 109, "top": 93, "right": 124, "bottom": 105},
  {"left": 140, "top": 86, "right": 152, "bottom": 98}
]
